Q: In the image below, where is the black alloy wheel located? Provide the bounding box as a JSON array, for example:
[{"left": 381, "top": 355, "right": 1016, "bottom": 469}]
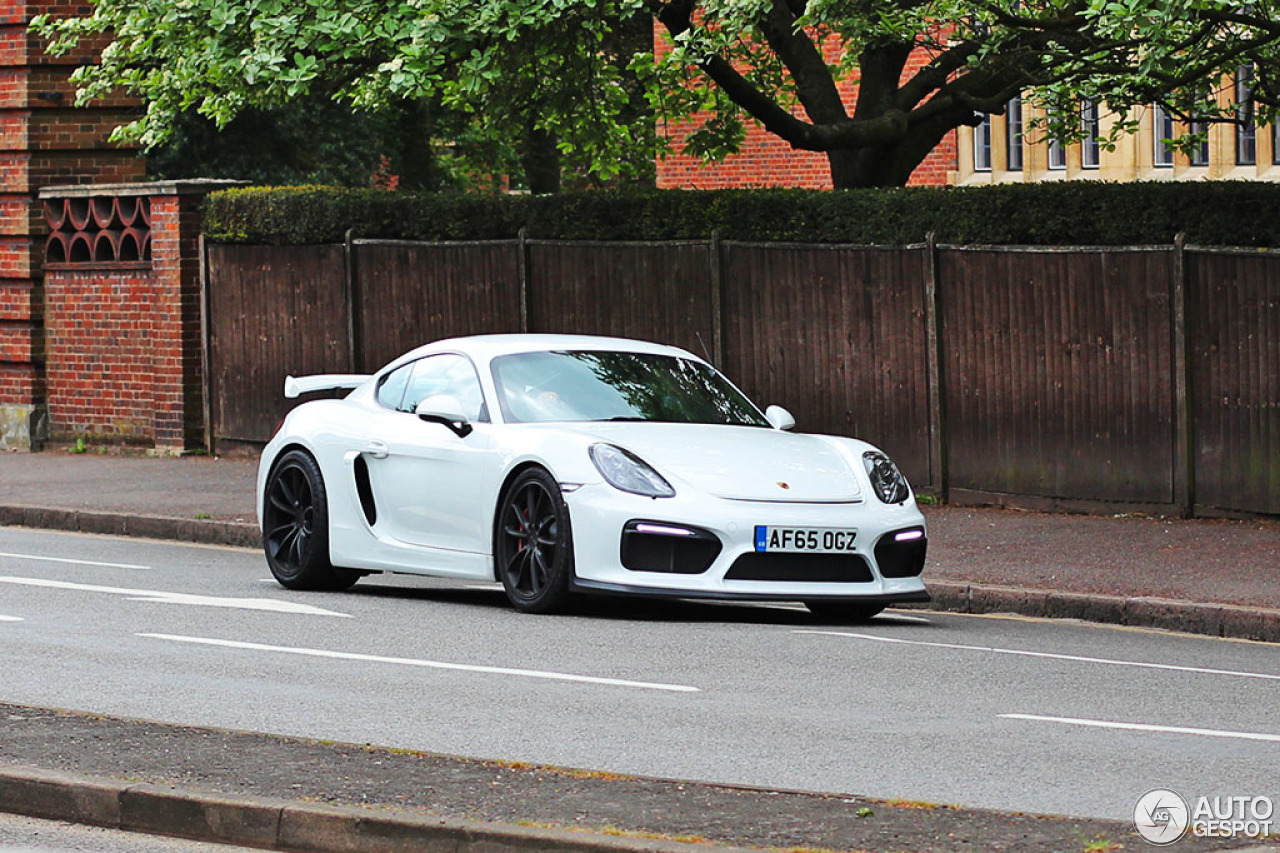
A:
[
  {"left": 495, "top": 468, "right": 574, "bottom": 613},
  {"left": 804, "top": 600, "right": 885, "bottom": 622},
  {"left": 262, "top": 449, "right": 358, "bottom": 590}
]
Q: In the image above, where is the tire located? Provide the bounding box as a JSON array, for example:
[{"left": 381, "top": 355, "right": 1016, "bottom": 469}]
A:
[
  {"left": 804, "top": 600, "right": 885, "bottom": 622},
  {"left": 262, "top": 449, "right": 360, "bottom": 591},
  {"left": 494, "top": 467, "right": 574, "bottom": 614}
]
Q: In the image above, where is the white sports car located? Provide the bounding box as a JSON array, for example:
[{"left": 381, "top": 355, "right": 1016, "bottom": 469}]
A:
[{"left": 257, "top": 334, "right": 929, "bottom": 618}]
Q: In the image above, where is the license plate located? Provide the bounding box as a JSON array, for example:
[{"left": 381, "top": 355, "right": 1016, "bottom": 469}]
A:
[{"left": 754, "top": 526, "right": 857, "bottom": 553}]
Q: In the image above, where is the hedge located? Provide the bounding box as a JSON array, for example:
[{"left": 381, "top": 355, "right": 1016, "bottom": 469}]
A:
[{"left": 202, "top": 182, "right": 1280, "bottom": 247}]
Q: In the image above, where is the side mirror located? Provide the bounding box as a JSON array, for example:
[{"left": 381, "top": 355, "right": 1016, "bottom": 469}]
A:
[
  {"left": 415, "top": 395, "right": 473, "bottom": 438},
  {"left": 765, "top": 405, "right": 795, "bottom": 431}
]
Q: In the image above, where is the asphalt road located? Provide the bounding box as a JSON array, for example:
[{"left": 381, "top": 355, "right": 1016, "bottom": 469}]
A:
[{"left": 0, "top": 527, "right": 1276, "bottom": 823}]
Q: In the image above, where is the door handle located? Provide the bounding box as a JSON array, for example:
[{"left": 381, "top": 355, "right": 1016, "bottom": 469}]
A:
[{"left": 364, "top": 441, "right": 389, "bottom": 459}]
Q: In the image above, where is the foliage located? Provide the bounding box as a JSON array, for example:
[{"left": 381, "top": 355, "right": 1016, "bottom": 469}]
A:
[
  {"left": 646, "top": 0, "right": 1280, "bottom": 185},
  {"left": 31, "top": 0, "right": 1280, "bottom": 190},
  {"left": 33, "top": 0, "right": 656, "bottom": 191},
  {"left": 202, "top": 182, "right": 1280, "bottom": 247}
]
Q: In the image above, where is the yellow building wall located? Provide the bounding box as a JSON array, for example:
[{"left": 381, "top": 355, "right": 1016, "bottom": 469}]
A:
[{"left": 956, "top": 93, "right": 1280, "bottom": 186}]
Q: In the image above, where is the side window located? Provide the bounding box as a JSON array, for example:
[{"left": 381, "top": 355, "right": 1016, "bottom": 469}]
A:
[
  {"left": 376, "top": 363, "right": 413, "bottom": 410},
  {"left": 400, "top": 354, "right": 488, "bottom": 421}
]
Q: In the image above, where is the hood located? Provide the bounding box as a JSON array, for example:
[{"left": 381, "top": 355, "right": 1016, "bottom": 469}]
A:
[{"left": 571, "top": 423, "right": 863, "bottom": 503}]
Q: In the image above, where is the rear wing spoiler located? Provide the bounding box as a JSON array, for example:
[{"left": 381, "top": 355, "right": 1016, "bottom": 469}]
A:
[{"left": 284, "top": 374, "right": 371, "bottom": 399}]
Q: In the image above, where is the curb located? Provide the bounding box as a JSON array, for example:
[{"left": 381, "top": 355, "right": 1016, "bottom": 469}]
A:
[
  {"left": 2, "top": 507, "right": 1277, "bottom": 644},
  {"left": 906, "top": 581, "right": 1280, "bottom": 644},
  {"left": 0, "top": 766, "right": 754, "bottom": 853},
  {"left": 0, "top": 504, "right": 258, "bottom": 548}
]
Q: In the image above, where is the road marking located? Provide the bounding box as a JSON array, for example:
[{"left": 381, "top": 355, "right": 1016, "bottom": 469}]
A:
[
  {"left": 0, "top": 550, "right": 150, "bottom": 570},
  {"left": 795, "top": 630, "right": 1280, "bottom": 682},
  {"left": 0, "top": 615, "right": 23, "bottom": 622},
  {"left": 139, "top": 633, "right": 700, "bottom": 693},
  {"left": 879, "top": 612, "right": 932, "bottom": 624},
  {"left": 1002, "top": 714, "right": 1280, "bottom": 744},
  {"left": 0, "top": 576, "right": 350, "bottom": 618}
]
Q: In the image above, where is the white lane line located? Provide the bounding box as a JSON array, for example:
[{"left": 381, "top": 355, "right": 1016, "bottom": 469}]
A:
[
  {"left": 0, "top": 576, "right": 350, "bottom": 618},
  {"left": 794, "top": 630, "right": 1280, "bottom": 682},
  {"left": 0, "top": 615, "right": 24, "bottom": 622},
  {"left": 1002, "top": 714, "right": 1280, "bottom": 744},
  {"left": 139, "top": 633, "right": 700, "bottom": 693},
  {"left": 0, "top": 550, "right": 150, "bottom": 570},
  {"left": 879, "top": 612, "right": 932, "bottom": 624}
]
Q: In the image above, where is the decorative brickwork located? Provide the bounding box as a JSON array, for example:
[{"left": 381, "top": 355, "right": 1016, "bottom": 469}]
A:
[
  {"left": 0, "top": 0, "right": 143, "bottom": 449},
  {"left": 44, "top": 194, "right": 151, "bottom": 263}
]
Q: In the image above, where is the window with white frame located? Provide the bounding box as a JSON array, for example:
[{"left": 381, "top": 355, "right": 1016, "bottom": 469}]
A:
[
  {"left": 974, "top": 114, "right": 993, "bottom": 171},
  {"left": 1080, "top": 100, "right": 1101, "bottom": 169},
  {"left": 1006, "top": 95, "right": 1024, "bottom": 170},
  {"left": 1152, "top": 103, "right": 1174, "bottom": 167}
]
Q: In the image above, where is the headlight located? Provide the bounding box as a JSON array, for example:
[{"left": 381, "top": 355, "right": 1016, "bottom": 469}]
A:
[
  {"left": 863, "top": 451, "right": 910, "bottom": 504},
  {"left": 589, "top": 444, "right": 675, "bottom": 498}
]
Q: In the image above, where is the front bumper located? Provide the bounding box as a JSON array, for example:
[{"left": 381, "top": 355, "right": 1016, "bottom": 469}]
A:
[{"left": 565, "top": 483, "right": 928, "bottom": 601}]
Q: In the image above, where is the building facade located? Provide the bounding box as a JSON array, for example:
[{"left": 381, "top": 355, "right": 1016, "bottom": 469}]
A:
[
  {"left": 1, "top": 0, "right": 143, "bottom": 449},
  {"left": 957, "top": 72, "right": 1280, "bottom": 186}
]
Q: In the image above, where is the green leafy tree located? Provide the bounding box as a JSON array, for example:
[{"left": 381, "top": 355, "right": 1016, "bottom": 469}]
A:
[
  {"left": 33, "top": 0, "right": 1280, "bottom": 190},
  {"left": 645, "top": 0, "right": 1280, "bottom": 186},
  {"left": 35, "top": 0, "right": 655, "bottom": 193}
]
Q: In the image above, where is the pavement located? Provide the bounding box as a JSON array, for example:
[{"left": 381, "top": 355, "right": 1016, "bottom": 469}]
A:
[{"left": 1, "top": 448, "right": 1279, "bottom": 853}]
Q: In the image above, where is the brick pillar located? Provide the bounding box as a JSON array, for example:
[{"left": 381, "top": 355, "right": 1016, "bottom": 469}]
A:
[
  {"left": 40, "top": 180, "right": 241, "bottom": 453},
  {"left": 0, "top": 1, "right": 143, "bottom": 450}
]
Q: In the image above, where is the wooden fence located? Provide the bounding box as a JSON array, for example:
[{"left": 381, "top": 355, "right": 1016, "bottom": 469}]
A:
[{"left": 204, "top": 235, "right": 1279, "bottom": 518}]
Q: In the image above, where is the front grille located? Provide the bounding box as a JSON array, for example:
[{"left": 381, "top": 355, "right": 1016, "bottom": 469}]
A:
[
  {"left": 620, "top": 521, "right": 721, "bottom": 574},
  {"left": 725, "top": 553, "right": 874, "bottom": 583},
  {"left": 875, "top": 529, "right": 928, "bottom": 578}
]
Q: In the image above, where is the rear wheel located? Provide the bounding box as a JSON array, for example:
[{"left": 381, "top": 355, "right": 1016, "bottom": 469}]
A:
[
  {"left": 804, "top": 600, "right": 885, "bottom": 622},
  {"left": 495, "top": 468, "right": 574, "bottom": 614},
  {"left": 263, "top": 449, "right": 359, "bottom": 591}
]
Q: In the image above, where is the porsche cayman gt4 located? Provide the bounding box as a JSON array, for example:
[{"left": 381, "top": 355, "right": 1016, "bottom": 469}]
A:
[{"left": 257, "top": 334, "right": 929, "bottom": 617}]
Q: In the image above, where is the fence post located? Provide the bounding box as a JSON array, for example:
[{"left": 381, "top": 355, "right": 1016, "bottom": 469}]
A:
[
  {"left": 198, "top": 232, "right": 214, "bottom": 454},
  {"left": 343, "top": 229, "right": 361, "bottom": 373},
  {"left": 709, "top": 229, "right": 725, "bottom": 366},
  {"left": 518, "top": 227, "right": 530, "bottom": 333},
  {"left": 1171, "top": 233, "right": 1195, "bottom": 517},
  {"left": 923, "top": 232, "right": 947, "bottom": 499}
]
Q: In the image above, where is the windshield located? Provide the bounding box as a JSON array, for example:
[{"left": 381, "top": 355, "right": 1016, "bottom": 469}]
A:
[{"left": 491, "top": 350, "right": 769, "bottom": 426}]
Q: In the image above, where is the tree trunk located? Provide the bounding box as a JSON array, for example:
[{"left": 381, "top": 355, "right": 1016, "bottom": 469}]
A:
[
  {"left": 394, "top": 99, "right": 443, "bottom": 191},
  {"left": 827, "top": 147, "right": 913, "bottom": 189},
  {"left": 826, "top": 115, "right": 960, "bottom": 189},
  {"left": 520, "top": 125, "right": 561, "bottom": 194}
]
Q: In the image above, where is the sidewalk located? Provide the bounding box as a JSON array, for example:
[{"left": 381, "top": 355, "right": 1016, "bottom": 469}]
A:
[{"left": 1, "top": 449, "right": 1278, "bottom": 638}]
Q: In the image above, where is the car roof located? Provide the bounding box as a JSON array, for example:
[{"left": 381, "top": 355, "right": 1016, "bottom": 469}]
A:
[{"left": 398, "top": 334, "right": 701, "bottom": 366}]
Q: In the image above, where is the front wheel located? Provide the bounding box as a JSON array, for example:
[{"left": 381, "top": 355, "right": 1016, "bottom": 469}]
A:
[
  {"left": 495, "top": 468, "right": 574, "bottom": 614},
  {"left": 262, "top": 449, "right": 359, "bottom": 591},
  {"left": 804, "top": 600, "right": 885, "bottom": 622}
]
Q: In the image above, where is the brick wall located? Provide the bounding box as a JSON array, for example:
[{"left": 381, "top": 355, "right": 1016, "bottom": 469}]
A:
[
  {"left": 40, "top": 181, "right": 236, "bottom": 451},
  {"left": 654, "top": 29, "right": 957, "bottom": 189},
  {"left": 0, "top": 0, "right": 143, "bottom": 449}
]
